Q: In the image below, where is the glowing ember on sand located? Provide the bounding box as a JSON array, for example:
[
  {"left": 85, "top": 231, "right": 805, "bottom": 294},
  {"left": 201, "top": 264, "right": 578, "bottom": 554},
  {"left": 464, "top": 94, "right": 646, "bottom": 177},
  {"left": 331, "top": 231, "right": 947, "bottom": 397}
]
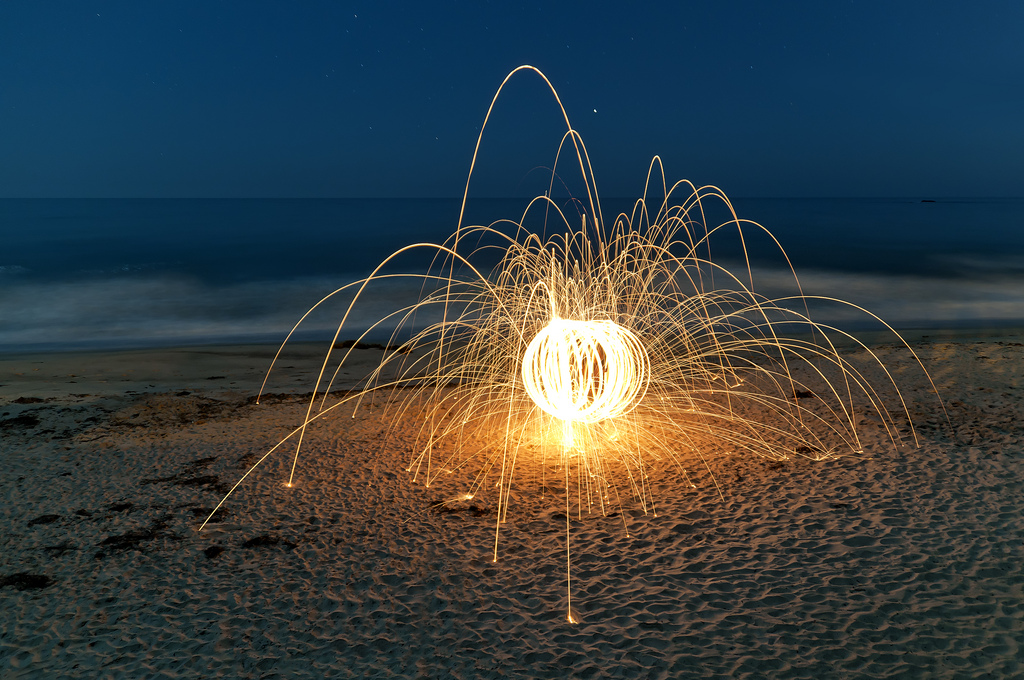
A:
[{"left": 203, "top": 66, "right": 938, "bottom": 622}]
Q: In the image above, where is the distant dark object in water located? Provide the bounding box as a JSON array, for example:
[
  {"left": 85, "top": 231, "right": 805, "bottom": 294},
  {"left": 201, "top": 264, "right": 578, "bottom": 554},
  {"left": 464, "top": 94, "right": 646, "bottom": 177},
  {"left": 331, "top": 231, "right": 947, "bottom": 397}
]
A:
[
  {"left": 334, "top": 339, "right": 410, "bottom": 353},
  {"left": 920, "top": 199, "right": 936, "bottom": 203}
]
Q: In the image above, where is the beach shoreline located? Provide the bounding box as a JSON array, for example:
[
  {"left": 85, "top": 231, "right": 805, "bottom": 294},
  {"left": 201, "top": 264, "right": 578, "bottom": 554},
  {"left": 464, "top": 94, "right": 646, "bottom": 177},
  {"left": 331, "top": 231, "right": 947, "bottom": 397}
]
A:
[
  {"left": 1, "top": 331, "right": 1022, "bottom": 678},
  {"left": 3, "top": 324, "right": 1023, "bottom": 397}
]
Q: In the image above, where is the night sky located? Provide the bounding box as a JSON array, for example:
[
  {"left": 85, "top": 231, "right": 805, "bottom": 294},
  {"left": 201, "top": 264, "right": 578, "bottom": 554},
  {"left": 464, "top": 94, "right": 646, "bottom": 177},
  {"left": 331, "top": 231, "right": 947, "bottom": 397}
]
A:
[{"left": 1, "top": 1, "right": 1021, "bottom": 199}]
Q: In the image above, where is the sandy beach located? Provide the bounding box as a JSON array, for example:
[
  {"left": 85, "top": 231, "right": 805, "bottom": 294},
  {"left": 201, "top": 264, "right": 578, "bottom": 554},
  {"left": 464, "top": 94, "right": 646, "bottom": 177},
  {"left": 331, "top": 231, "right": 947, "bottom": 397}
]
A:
[{"left": 1, "top": 331, "right": 1022, "bottom": 678}]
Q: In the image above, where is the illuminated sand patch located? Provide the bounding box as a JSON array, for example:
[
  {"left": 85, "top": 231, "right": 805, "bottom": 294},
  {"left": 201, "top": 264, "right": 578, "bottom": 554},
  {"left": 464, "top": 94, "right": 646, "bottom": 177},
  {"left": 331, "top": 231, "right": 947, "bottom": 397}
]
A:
[{"left": 202, "top": 66, "right": 941, "bottom": 620}]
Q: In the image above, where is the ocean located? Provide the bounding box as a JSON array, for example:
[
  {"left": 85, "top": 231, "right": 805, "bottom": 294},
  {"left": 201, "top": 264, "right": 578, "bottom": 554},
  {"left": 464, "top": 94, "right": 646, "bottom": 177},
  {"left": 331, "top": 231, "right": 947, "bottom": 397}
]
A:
[{"left": 2, "top": 197, "right": 1023, "bottom": 352}]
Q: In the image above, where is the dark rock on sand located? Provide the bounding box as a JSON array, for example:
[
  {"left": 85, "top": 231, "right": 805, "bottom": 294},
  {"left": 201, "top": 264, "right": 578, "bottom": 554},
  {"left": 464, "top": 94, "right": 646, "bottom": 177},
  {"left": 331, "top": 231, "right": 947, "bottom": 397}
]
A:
[
  {"left": 241, "top": 534, "right": 297, "bottom": 550},
  {"left": 0, "top": 412, "right": 41, "bottom": 430},
  {"left": 1, "top": 573, "right": 54, "bottom": 591}
]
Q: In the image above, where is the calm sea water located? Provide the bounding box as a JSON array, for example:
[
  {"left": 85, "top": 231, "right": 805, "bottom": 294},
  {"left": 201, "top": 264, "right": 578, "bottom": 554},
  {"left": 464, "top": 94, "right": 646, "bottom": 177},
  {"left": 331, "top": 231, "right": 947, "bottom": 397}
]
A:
[{"left": 2, "top": 197, "right": 1023, "bottom": 352}]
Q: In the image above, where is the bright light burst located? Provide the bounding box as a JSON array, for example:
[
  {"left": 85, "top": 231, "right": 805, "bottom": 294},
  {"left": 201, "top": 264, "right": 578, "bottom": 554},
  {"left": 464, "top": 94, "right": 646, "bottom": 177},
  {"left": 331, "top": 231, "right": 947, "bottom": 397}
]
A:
[
  {"left": 522, "top": 318, "right": 649, "bottom": 423},
  {"left": 203, "top": 66, "right": 937, "bottom": 622}
]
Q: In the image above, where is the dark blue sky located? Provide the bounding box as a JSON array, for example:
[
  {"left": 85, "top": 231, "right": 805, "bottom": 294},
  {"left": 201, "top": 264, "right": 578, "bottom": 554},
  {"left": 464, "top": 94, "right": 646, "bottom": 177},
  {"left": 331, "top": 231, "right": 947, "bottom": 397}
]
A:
[{"left": 1, "top": 1, "right": 1021, "bottom": 198}]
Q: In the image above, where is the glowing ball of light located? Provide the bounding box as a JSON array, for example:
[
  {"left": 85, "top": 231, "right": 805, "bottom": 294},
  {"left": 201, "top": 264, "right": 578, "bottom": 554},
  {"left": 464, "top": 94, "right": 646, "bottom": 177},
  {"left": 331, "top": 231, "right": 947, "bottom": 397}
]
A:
[{"left": 521, "top": 318, "right": 650, "bottom": 423}]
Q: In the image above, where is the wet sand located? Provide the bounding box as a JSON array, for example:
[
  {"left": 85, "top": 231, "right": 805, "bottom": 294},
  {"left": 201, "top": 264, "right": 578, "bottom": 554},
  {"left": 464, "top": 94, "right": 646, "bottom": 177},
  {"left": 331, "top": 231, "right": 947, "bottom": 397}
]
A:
[{"left": 1, "top": 332, "right": 1022, "bottom": 678}]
